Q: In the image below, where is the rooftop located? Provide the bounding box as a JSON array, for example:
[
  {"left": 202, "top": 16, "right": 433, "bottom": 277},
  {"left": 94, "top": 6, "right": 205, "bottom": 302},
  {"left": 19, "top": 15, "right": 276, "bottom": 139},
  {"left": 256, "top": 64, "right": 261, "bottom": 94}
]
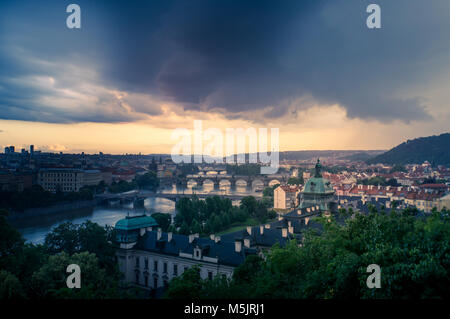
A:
[{"left": 115, "top": 214, "right": 158, "bottom": 231}]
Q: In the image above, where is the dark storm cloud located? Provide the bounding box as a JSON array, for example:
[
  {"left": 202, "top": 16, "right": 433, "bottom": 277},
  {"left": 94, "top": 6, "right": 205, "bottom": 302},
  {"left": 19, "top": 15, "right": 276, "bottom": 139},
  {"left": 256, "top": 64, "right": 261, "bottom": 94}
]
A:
[{"left": 0, "top": 0, "right": 448, "bottom": 123}]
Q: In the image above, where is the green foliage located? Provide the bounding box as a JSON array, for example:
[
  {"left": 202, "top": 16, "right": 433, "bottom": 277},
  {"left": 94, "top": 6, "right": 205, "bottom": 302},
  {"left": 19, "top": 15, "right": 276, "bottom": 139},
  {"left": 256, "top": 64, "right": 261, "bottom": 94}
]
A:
[
  {"left": 174, "top": 195, "right": 273, "bottom": 235},
  {"left": 166, "top": 208, "right": 450, "bottom": 299},
  {"left": 163, "top": 266, "right": 203, "bottom": 299},
  {"left": 151, "top": 213, "right": 172, "bottom": 232},
  {"left": 31, "top": 251, "right": 120, "bottom": 299},
  {"left": 240, "top": 196, "right": 273, "bottom": 223},
  {"left": 226, "top": 164, "right": 261, "bottom": 176},
  {"left": 389, "top": 164, "right": 407, "bottom": 173},
  {"left": 135, "top": 171, "right": 159, "bottom": 190},
  {"left": 0, "top": 185, "right": 93, "bottom": 212},
  {"left": 288, "top": 176, "right": 304, "bottom": 185},
  {"left": 108, "top": 180, "right": 138, "bottom": 193},
  {"left": 0, "top": 270, "right": 25, "bottom": 299},
  {"left": 367, "top": 133, "right": 450, "bottom": 166},
  {"left": 0, "top": 214, "right": 125, "bottom": 299}
]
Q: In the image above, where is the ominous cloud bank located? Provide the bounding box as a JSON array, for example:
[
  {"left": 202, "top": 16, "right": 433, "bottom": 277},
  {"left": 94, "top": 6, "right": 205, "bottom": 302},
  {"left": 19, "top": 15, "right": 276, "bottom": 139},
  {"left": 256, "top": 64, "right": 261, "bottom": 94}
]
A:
[{"left": 0, "top": 0, "right": 449, "bottom": 124}]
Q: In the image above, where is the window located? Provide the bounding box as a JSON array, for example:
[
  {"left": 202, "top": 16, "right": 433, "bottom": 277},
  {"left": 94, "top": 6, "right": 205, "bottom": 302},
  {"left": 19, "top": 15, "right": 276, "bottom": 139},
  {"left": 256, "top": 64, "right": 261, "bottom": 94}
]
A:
[
  {"left": 135, "top": 272, "right": 140, "bottom": 284},
  {"left": 144, "top": 258, "right": 148, "bottom": 269},
  {"left": 208, "top": 271, "right": 213, "bottom": 280},
  {"left": 184, "top": 266, "right": 188, "bottom": 272},
  {"left": 135, "top": 257, "right": 140, "bottom": 268},
  {"left": 154, "top": 260, "right": 158, "bottom": 271},
  {"left": 163, "top": 262, "right": 168, "bottom": 274},
  {"left": 153, "top": 277, "right": 158, "bottom": 288},
  {"left": 173, "top": 264, "right": 178, "bottom": 276},
  {"left": 144, "top": 275, "right": 148, "bottom": 287}
]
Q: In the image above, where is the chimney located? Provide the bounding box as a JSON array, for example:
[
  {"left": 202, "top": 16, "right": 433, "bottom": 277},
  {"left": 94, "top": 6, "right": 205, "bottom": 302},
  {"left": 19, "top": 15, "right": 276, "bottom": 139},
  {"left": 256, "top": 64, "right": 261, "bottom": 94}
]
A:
[
  {"left": 214, "top": 236, "right": 221, "bottom": 243},
  {"left": 244, "top": 238, "right": 250, "bottom": 248},
  {"left": 246, "top": 226, "right": 252, "bottom": 235},
  {"left": 157, "top": 228, "right": 162, "bottom": 240},
  {"left": 189, "top": 234, "right": 195, "bottom": 243},
  {"left": 288, "top": 226, "right": 294, "bottom": 234},
  {"left": 210, "top": 234, "right": 215, "bottom": 241},
  {"left": 168, "top": 232, "right": 173, "bottom": 242},
  {"left": 260, "top": 225, "right": 264, "bottom": 235},
  {"left": 282, "top": 228, "right": 288, "bottom": 238},
  {"left": 235, "top": 240, "right": 242, "bottom": 253}
]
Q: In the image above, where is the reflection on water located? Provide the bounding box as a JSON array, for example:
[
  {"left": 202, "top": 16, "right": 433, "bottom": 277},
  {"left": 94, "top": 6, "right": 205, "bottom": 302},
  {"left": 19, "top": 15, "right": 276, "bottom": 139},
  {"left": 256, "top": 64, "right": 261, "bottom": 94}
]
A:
[
  {"left": 161, "top": 183, "right": 263, "bottom": 196},
  {"left": 11, "top": 197, "right": 176, "bottom": 244},
  {"left": 12, "top": 184, "right": 261, "bottom": 244}
]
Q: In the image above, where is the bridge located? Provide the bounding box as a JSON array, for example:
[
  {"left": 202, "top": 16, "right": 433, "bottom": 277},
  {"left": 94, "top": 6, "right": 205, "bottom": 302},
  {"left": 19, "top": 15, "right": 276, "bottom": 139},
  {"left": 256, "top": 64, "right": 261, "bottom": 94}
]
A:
[
  {"left": 95, "top": 190, "right": 260, "bottom": 204},
  {"left": 162, "top": 174, "right": 290, "bottom": 188}
]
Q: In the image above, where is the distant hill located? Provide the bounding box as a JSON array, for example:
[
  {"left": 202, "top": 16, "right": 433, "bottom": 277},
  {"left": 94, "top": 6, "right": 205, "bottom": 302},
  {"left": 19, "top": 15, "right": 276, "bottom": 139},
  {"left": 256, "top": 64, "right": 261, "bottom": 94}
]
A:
[
  {"left": 340, "top": 152, "right": 378, "bottom": 162},
  {"left": 366, "top": 133, "right": 450, "bottom": 166},
  {"left": 278, "top": 150, "right": 384, "bottom": 161}
]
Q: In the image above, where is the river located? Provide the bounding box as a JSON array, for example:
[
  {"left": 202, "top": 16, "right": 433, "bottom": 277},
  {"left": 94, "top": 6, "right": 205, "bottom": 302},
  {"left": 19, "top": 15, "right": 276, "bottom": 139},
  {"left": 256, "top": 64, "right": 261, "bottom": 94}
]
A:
[{"left": 10, "top": 183, "right": 263, "bottom": 244}]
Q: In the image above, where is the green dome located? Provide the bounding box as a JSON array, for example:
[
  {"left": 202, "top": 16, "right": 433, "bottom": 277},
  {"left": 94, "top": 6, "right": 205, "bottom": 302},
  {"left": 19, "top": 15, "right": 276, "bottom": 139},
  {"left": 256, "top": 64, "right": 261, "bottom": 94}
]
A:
[
  {"left": 303, "top": 177, "right": 334, "bottom": 194},
  {"left": 302, "top": 159, "right": 334, "bottom": 194},
  {"left": 115, "top": 214, "right": 158, "bottom": 231}
]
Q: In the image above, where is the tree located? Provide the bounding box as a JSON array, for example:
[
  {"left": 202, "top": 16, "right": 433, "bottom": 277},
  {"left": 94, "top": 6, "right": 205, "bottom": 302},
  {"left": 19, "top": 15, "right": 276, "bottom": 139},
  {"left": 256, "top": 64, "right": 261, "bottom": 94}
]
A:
[
  {"left": 240, "top": 196, "right": 258, "bottom": 216},
  {"left": 288, "top": 176, "right": 304, "bottom": 185},
  {"left": 0, "top": 210, "right": 25, "bottom": 273},
  {"left": 164, "top": 266, "right": 203, "bottom": 299},
  {"left": 151, "top": 213, "right": 172, "bottom": 232},
  {"left": 44, "top": 222, "right": 79, "bottom": 255},
  {"left": 0, "top": 270, "right": 25, "bottom": 299},
  {"left": 166, "top": 208, "right": 450, "bottom": 299},
  {"left": 31, "top": 251, "right": 121, "bottom": 299},
  {"left": 135, "top": 171, "right": 159, "bottom": 191}
]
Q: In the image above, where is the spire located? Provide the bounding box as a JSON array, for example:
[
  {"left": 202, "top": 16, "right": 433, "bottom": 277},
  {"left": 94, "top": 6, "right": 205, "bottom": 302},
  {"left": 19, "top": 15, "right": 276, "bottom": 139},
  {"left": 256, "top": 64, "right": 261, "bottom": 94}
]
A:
[{"left": 314, "top": 158, "right": 322, "bottom": 177}]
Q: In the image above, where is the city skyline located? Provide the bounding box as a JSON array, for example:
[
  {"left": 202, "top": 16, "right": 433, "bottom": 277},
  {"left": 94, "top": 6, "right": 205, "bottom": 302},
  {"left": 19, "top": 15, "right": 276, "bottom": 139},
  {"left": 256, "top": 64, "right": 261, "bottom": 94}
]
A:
[{"left": 1, "top": 0, "right": 450, "bottom": 153}]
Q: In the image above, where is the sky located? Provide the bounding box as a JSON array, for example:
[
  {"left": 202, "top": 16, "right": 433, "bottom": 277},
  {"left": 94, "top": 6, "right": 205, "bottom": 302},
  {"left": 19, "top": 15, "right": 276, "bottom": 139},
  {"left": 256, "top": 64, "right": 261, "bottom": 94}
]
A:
[{"left": 0, "top": 0, "right": 449, "bottom": 154}]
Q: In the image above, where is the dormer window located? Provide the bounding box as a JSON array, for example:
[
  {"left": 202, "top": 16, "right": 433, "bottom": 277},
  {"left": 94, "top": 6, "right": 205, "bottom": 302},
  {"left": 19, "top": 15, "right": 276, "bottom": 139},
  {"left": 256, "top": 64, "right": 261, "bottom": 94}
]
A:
[{"left": 194, "top": 248, "right": 202, "bottom": 259}]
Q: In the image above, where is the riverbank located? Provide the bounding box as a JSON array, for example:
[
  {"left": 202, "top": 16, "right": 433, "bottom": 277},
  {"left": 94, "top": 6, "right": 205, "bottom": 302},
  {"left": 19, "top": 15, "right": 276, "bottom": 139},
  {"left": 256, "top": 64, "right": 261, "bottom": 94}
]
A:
[{"left": 6, "top": 198, "right": 101, "bottom": 221}]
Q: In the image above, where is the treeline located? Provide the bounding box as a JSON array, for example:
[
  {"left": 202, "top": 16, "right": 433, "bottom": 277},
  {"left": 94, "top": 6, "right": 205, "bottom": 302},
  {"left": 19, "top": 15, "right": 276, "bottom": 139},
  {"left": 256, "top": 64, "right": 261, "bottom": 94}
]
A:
[
  {"left": 165, "top": 207, "right": 450, "bottom": 299},
  {"left": 366, "top": 133, "right": 450, "bottom": 166},
  {"left": 108, "top": 171, "right": 159, "bottom": 193},
  {"left": 357, "top": 176, "right": 399, "bottom": 187},
  {"left": 0, "top": 210, "right": 143, "bottom": 299},
  {"left": 0, "top": 171, "right": 159, "bottom": 212},
  {"left": 173, "top": 195, "right": 276, "bottom": 236},
  {"left": 225, "top": 164, "right": 261, "bottom": 176},
  {"left": 0, "top": 185, "right": 94, "bottom": 212}
]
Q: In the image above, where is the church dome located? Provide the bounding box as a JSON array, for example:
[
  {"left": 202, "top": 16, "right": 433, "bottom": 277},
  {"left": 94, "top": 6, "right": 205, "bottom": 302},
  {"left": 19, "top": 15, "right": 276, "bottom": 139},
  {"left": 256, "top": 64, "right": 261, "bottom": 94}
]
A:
[
  {"left": 303, "top": 176, "right": 334, "bottom": 194},
  {"left": 302, "top": 158, "right": 334, "bottom": 194}
]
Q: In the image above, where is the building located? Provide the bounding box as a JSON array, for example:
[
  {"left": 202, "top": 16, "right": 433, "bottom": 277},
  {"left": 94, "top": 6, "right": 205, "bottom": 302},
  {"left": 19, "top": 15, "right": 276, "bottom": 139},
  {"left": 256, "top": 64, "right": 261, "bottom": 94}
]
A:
[
  {"left": 38, "top": 168, "right": 84, "bottom": 192},
  {"left": 274, "top": 185, "right": 300, "bottom": 209},
  {"left": 436, "top": 194, "right": 450, "bottom": 211},
  {"left": 0, "top": 171, "right": 33, "bottom": 192},
  {"left": 299, "top": 159, "right": 336, "bottom": 212},
  {"left": 115, "top": 215, "right": 256, "bottom": 291},
  {"left": 83, "top": 169, "right": 102, "bottom": 186}
]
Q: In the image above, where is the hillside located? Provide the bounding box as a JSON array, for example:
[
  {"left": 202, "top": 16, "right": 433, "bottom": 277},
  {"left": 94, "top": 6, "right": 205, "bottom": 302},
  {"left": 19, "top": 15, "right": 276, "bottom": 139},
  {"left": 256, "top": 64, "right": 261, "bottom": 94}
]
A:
[{"left": 366, "top": 133, "right": 450, "bottom": 166}]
